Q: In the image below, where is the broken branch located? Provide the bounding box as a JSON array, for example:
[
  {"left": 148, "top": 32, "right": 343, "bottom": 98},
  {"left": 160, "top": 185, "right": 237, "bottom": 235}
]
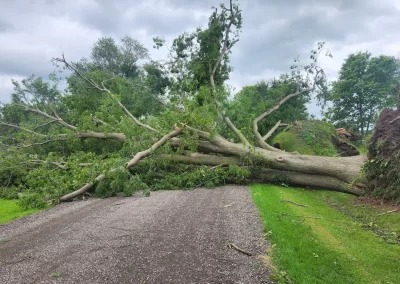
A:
[
  {"left": 281, "top": 199, "right": 307, "bottom": 207},
  {"left": 377, "top": 209, "right": 398, "bottom": 216},
  {"left": 262, "top": 120, "right": 282, "bottom": 141},
  {"left": 126, "top": 127, "right": 183, "bottom": 168},
  {"left": 227, "top": 243, "right": 252, "bottom": 256},
  {"left": 60, "top": 174, "right": 106, "bottom": 202}
]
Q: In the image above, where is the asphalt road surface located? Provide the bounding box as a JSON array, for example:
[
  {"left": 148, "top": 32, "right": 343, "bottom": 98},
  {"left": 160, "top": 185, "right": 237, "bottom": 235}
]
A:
[{"left": 0, "top": 186, "right": 273, "bottom": 284}]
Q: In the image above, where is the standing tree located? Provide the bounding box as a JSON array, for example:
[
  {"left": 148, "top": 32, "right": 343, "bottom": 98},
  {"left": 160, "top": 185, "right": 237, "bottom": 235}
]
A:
[
  {"left": 0, "top": 0, "right": 367, "bottom": 207},
  {"left": 324, "top": 52, "right": 400, "bottom": 136}
]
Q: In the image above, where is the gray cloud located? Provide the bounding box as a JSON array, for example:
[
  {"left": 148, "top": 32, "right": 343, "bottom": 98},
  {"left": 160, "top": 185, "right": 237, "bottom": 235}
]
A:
[
  {"left": 0, "top": 0, "right": 399, "bottom": 119},
  {"left": 0, "top": 18, "right": 14, "bottom": 32}
]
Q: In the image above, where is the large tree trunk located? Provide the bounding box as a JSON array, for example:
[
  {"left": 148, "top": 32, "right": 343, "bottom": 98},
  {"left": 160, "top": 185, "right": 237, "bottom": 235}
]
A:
[
  {"left": 163, "top": 151, "right": 362, "bottom": 195},
  {"left": 182, "top": 134, "right": 366, "bottom": 184},
  {"left": 167, "top": 132, "right": 366, "bottom": 194}
]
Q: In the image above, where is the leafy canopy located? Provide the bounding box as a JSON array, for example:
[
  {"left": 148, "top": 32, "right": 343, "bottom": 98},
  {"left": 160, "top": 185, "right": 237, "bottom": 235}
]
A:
[{"left": 324, "top": 51, "right": 400, "bottom": 135}]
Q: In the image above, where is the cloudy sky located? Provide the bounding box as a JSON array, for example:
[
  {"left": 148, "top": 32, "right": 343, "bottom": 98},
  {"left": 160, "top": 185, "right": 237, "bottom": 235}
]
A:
[{"left": 1, "top": 0, "right": 400, "bottom": 116}]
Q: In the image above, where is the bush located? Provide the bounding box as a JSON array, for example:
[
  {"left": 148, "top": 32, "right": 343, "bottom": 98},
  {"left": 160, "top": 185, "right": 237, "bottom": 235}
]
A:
[
  {"left": 17, "top": 193, "right": 47, "bottom": 209},
  {"left": 0, "top": 186, "right": 20, "bottom": 199}
]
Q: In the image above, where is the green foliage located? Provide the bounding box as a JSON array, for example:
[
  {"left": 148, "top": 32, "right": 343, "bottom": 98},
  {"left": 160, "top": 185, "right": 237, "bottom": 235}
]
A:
[
  {"left": 17, "top": 193, "right": 47, "bottom": 209},
  {"left": 227, "top": 78, "right": 309, "bottom": 142},
  {"left": 324, "top": 51, "right": 400, "bottom": 136},
  {"left": 0, "top": 186, "right": 20, "bottom": 199},
  {"left": 95, "top": 167, "right": 135, "bottom": 198},
  {"left": 272, "top": 121, "right": 342, "bottom": 156},
  {"left": 10, "top": 74, "right": 60, "bottom": 105},
  {"left": 168, "top": 2, "right": 241, "bottom": 92},
  {"left": 133, "top": 161, "right": 250, "bottom": 191},
  {"left": 5, "top": 152, "right": 124, "bottom": 207},
  {"left": 123, "top": 176, "right": 147, "bottom": 197},
  {"left": 91, "top": 36, "right": 149, "bottom": 78},
  {"left": 0, "top": 13, "right": 248, "bottom": 207},
  {"left": 0, "top": 150, "right": 30, "bottom": 189},
  {"left": 352, "top": 138, "right": 369, "bottom": 155}
]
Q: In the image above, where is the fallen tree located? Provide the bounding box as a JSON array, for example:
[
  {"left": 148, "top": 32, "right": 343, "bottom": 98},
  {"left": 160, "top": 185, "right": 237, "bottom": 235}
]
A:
[{"left": 0, "top": 0, "right": 366, "bottom": 204}]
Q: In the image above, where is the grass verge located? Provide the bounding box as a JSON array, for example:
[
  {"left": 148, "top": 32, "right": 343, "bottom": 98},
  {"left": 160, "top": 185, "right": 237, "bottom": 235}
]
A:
[
  {"left": 0, "top": 199, "right": 41, "bottom": 225},
  {"left": 251, "top": 184, "right": 400, "bottom": 284}
]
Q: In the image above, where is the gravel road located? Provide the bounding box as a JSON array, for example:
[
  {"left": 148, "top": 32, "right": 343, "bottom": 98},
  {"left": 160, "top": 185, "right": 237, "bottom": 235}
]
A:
[{"left": 0, "top": 186, "right": 273, "bottom": 284}]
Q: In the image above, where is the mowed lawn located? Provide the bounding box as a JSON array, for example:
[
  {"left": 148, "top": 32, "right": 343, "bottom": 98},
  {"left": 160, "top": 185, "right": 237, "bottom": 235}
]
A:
[
  {"left": 251, "top": 184, "right": 400, "bottom": 284},
  {"left": 0, "top": 199, "right": 41, "bottom": 225}
]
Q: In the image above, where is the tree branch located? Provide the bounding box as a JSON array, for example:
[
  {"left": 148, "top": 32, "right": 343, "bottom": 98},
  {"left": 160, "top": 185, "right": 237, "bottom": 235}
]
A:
[
  {"left": 127, "top": 127, "right": 183, "bottom": 168},
  {"left": 0, "top": 121, "right": 47, "bottom": 137},
  {"left": 16, "top": 138, "right": 67, "bottom": 148},
  {"left": 253, "top": 70, "right": 322, "bottom": 151},
  {"left": 220, "top": 106, "right": 251, "bottom": 147},
  {"left": 208, "top": 0, "right": 250, "bottom": 147},
  {"left": 20, "top": 104, "right": 78, "bottom": 131},
  {"left": 76, "top": 131, "right": 126, "bottom": 142},
  {"left": 33, "top": 119, "right": 58, "bottom": 130},
  {"left": 60, "top": 174, "right": 106, "bottom": 202},
  {"left": 157, "top": 152, "right": 240, "bottom": 166},
  {"left": 29, "top": 159, "right": 66, "bottom": 170},
  {"left": 210, "top": 0, "right": 235, "bottom": 86},
  {"left": 60, "top": 127, "right": 183, "bottom": 202},
  {"left": 54, "top": 55, "right": 159, "bottom": 134},
  {"left": 91, "top": 114, "right": 114, "bottom": 130},
  {"left": 19, "top": 104, "right": 127, "bottom": 142},
  {"left": 262, "top": 120, "right": 282, "bottom": 141}
]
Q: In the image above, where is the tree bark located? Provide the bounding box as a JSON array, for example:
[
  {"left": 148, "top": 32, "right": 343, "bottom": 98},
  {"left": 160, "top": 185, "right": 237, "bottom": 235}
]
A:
[
  {"left": 195, "top": 134, "right": 366, "bottom": 183},
  {"left": 59, "top": 174, "right": 105, "bottom": 202},
  {"left": 77, "top": 131, "right": 126, "bottom": 142},
  {"left": 156, "top": 152, "right": 361, "bottom": 195},
  {"left": 169, "top": 134, "right": 366, "bottom": 188}
]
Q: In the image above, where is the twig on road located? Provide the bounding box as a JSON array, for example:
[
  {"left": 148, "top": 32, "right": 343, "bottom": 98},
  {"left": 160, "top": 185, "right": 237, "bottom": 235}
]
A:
[{"left": 227, "top": 243, "right": 252, "bottom": 256}]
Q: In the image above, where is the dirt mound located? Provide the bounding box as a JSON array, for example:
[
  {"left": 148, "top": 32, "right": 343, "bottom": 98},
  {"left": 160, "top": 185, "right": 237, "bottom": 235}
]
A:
[
  {"left": 272, "top": 120, "right": 359, "bottom": 157},
  {"left": 365, "top": 108, "right": 400, "bottom": 201},
  {"left": 331, "top": 136, "right": 360, "bottom": 157}
]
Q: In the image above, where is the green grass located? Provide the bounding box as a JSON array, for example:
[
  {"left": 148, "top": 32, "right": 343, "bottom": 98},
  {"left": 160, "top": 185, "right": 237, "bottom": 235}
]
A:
[
  {"left": 272, "top": 121, "right": 340, "bottom": 157},
  {"left": 353, "top": 140, "right": 369, "bottom": 155},
  {"left": 272, "top": 131, "right": 315, "bottom": 155},
  {"left": 251, "top": 184, "right": 400, "bottom": 284},
  {"left": 0, "top": 199, "right": 41, "bottom": 225}
]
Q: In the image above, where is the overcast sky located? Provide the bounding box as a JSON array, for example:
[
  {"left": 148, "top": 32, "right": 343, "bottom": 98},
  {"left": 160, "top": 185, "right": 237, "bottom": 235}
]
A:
[{"left": 1, "top": 0, "right": 400, "bottom": 116}]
